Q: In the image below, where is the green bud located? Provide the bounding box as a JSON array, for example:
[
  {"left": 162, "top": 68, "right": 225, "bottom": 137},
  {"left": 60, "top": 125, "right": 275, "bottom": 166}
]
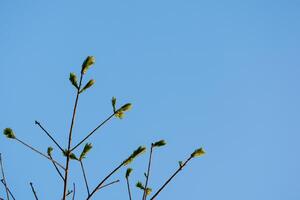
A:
[
  {"left": 136, "top": 181, "right": 145, "bottom": 190},
  {"left": 125, "top": 168, "right": 133, "bottom": 178},
  {"left": 178, "top": 161, "right": 183, "bottom": 167},
  {"left": 153, "top": 140, "right": 166, "bottom": 148},
  {"left": 79, "top": 143, "right": 92, "bottom": 161},
  {"left": 3, "top": 128, "right": 16, "bottom": 139},
  {"left": 123, "top": 146, "right": 146, "bottom": 166},
  {"left": 120, "top": 103, "right": 132, "bottom": 112},
  {"left": 63, "top": 150, "right": 78, "bottom": 160},
  {"left": 69, "top": 73, "right": 79, "bottom": 89},
  {"left": 145, "top": 187, "right": 152, "bottom": 196},
  {"left": 80, "top": 79, "right": 95, "bottom": 93},
  {"left": 47, "top": 147, "right": 53, "bottom": 156},
  {"left": 81, "top": 56, "right": 95, "bottom": 74},
  {"left": 191, "top": 148, "right": 205, "bottom": 158},
  {"left": 111, "top": 97, "right": 117, "bottom": 112}
]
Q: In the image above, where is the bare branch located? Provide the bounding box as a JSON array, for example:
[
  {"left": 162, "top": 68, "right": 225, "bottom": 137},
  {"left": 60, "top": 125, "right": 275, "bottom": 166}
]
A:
[
  {"left": 14, "top": 137, "right": 65, "bottom": 170},
  {"left": 0, "top": 180, "right": 15, "bottom": 200},
  {"left": 98, "top": 179, "right": 120, "bottom": 190},
  {"left": 80, "top": 160, "right": 90, "bottom": 195},
  {"left": 143, "top": 144, "right": 154, "bottom": 200},
  {"left": 126, "top": 177, "right": 132, "bottom": 200},
  {"left": 35, "top": 121, "right": 64, "bottom": 152},
  {"left": 49, "top": 154, "right": 65, "bottom": 181},
  {"left": 70, "top": 112, "right": 115, "bottom": 152},
  {"left": 30, "top": 182, "right": 39, "bottom": 200},
  {"left": 0, "top": 153, "right": 9, "bottom": 200}
]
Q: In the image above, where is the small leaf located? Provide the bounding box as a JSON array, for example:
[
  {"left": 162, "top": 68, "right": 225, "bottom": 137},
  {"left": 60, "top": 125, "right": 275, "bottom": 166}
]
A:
[
  {"left": 111, "top": 97, "right": 117, "bottom": 112},
  {"left": 136, "top": 181, "right": 145, "bottom": 190},
  {"left": 153, "top": 140, "right": 166, "bottom": 148},
  {"left": 63, "top": 149, "right": 78, "bottom": 160},
  {"left": 80, "top": 79, "right": 95, "bottom": 93},
  {"left": 81, "top": 56, "right": 95, "bottom": 74},
  {"left": 119, "top": 103, "right": 132, "bottom": 112},
  {"left": 70, "top": 153, "right": 78, "bottom": 160},
  {"left": 79, "top": 143, "right": 92, "bottom": 161},
  {"left": 3, "top": 128, "right": 16, "bottom": 139},
  {"left": 191, "top": 148, "right": 205, "bottom": 158},
  {"left": 145, "top": 187, "right": 152, "bottom": 196},
  {"left": 123, "top": 146, "right": 146, "bottom": 166},
  {"left": 125, "top": 168, "right": 133, "bottom": 178},
  {"left": 47, "top": 147, "right": 53, "bottom": 156},
  {"left": 69, "top": 73, "right": 79, "bottom": 89},
  {"left": 114, "top": 111, "right": 124, "bottom": 119}
]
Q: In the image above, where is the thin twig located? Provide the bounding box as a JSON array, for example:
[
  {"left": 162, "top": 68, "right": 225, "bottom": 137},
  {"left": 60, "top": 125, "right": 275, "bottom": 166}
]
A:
[
  {"left": 0, "top": 180, "right": 15, "bottom": 200},
  {"left": 149, "top": 156, "right": 193, "bottom": 200},
  {"left": 62, "top": 73, "right": 83, "bottom": 200},
  {"left": 126, "top": 177, "right": 132, "bottom": 200},
  {"left": 72, "top": 183, "right": 76, "bottom": 200},
  {"left": 30, "top": 182, "right": 38, "bottom": 200},
  {"left": 49, "top": 154, "right": 65, "bottom": 181},
  {"left": 35, "top": 121, "right": 64, "bottom": 152},
  {"left": 143, "top": 144, "right": 154, "bottom": 200},
  {"left": 14, "top": 137, "right": 65, "bottom": 170},
  {"left": 0, "top": 153, "right": 9, "bottom": 200},
  {"left": 98, "top": 179, "right": 120, "bottom": 190},
  {"left": 80, "top": 160, "right": 90, "bottom": 195},
  {"left": 86, "top": 162, "right": 124, "bottom": 200},
  {"left": 70, "top": 112, "right": 115, "bottom": 152}
]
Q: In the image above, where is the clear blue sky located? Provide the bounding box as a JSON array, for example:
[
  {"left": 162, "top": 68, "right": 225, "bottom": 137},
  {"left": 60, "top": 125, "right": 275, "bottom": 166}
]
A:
[{"left": 1, "top": 1, "right": 300, "bottom": 199}]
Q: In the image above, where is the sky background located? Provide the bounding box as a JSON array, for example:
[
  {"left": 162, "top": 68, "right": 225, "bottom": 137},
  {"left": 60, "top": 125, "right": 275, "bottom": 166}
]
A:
[{"left": 1, "top": 1, "right": 300, "bottom": 199}]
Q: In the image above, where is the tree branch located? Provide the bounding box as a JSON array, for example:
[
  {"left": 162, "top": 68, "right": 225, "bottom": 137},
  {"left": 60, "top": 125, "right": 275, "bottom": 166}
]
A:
[
  {"left": 70, "top": 112, "right": 115, "bottom": 152},
  {"left": 80, "top": 160, "right": 90, "bottom": 195},
  {"left": 143, "top": 144, "right": 154, "bottom": 200},
  {"left": 14, "top": 137, "right": 65, "bottom": 170},
  {"left": 30, "top": 182, "right": 38, "bottom": 200},
  {"left": 149, "top": 156, "right": 193, "bottom": 200},
  {"left": 0, "top": 180, "right": 15, "bottom": 200},
  {"left": 0, "top": 153, "right": 9, "bottom": 200},
  {"left": 98, "top": 179, "right": 120, "bottom": 190},
  {"left": 126, "top": 177, "right": 132, "bottom": 200},
  {"left": 62, "top": 73, "right": 83, "bottom": 200},
  {"left": 49, "top": 154, "right": 65, "bottom": 181},
  {"left": 35, "top": 121, "right": 64, "bottom": 152}
]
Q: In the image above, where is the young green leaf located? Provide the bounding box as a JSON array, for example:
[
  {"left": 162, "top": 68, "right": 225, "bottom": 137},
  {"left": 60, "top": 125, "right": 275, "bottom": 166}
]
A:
[
  {"left": 145, "top": 187, "right": 152, "bottom": 196},
  {"left": 125, "top": 168, "right": 133, "bottom": 179},
  {"left": 81, "top": 56, "right": 95, "bottom": 74},
  {"left": 123, "top": 146, "right": 146, "bottom": 166},
  {"left": 79, "top": 143, "right": 93, "bottom": 161},
  {"left": 111, "top": 97, "right": 117, "bottom": 112},
  {"left": 136, "top": 181, "right": 145, "bottom": 190},
  {"left": 153, "top": 140, "right": 166, "bottom": 148},
  {"left": 80, "top": 79, "right": 95, "bottom": 93},
  {"left": 69, "top": 73, "right": 79, "bottom": 89},
  {"left": 191, "top": 148, "right": 205, "bottom": 158},
  {"left": 3, "top": 128, "right": 16, "bottom": 139},
  {"left": 115, "top": 103, "right": 132, "bottom": 119},
  {"left": 63, "top": 150, "right": 78, "bottom": 160}
]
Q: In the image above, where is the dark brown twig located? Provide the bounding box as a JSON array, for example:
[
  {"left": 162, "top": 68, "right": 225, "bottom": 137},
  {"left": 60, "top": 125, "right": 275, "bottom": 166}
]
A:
[
  {"left": 98, "top": 179, "right": 120, "bottom": 190},
  {"left": 30, "top": 182, "right": 38, "bottom": 200},
  {"left": 80, "top": 160, "right": 90, "bottom": 195},
  {"left": 0, "top": 180, "right": 15, "bottom": 200},
  {"left": 72, "top": 183, "right": 76, "bottom": 200},
  {"left": 49, "top": 154, "right": 64, "bottom": 181},
  {"left": 150, "top": 156, "right": 193, "bottom": 200},
  {"left": 143, "top": 144, "right": 154, "bottom": 200},
  {"left": 86, "top": 162, "right": 124, "bottom": 200},
  {"left": 14, "top": 137, "right": 65, "bottom": 170},
  {"left": 70, "top": 112, "right": 115, "bottom": 152},
  {"left": 0, "top": 154, "right": 9, "bottom": 200},
  {"left": 126, "top": 177, "right": 132, "bottom": 200},
  {"left": 35, "top": 121, "right": 64, "bottom": 152},
  {"left": 62, "top": 73, "right": 83, "bottom": 200}
]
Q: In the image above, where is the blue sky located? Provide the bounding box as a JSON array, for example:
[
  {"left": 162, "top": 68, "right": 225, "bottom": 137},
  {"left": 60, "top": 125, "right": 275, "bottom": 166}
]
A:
[{"left": 1, "top": 1, "right": 300, "bottom": 199}]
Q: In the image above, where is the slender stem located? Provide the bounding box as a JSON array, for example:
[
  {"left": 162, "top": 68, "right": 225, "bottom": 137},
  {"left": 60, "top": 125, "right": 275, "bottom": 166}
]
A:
[
  {"left": 0, "top": 180, "right": 15, "bottom": 200},
  {"left": 71, "top": 112, "right": 115, "bottom": 152},
  {"left": 72, "top": 183, "right": 76, "bottom": 200},
  {"left": 143, "top": 144, "right": 154, "bottom": 200},
  {"left": 126, "top": 177, "right": 132, "bottom": 200},
  {"left": 87, "top": 162, "right": 124, "bottom": 200},
  {"left": 62, "top": 73, "right": 83, "bottom": 200},
  {"left": 49, "top": 154, "right": 65, "bottom": 181},
  {"left": 30, "top": 182, "right": 39, "bottom": 200},
  {"left": 35, "top": 121, "right": 64, "bottom": 152},
  {"left": 98, "top": 179, "right": 120, "bottom": 190},
  {"left": 149, "top": 156, "right": 193, "bottom": 200},
  {"left": 14, "top": 138, "right": 65, "bottom": 170},
  {"left": 80, "top": 160, "right": 90, "bottom": 195},
  {"left": 0, "top": 154, "right": 9, "bottom": 200}
]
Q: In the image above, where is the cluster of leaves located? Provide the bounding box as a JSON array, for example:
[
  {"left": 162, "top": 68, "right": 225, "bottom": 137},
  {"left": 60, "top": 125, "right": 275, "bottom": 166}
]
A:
[{"left": 1, "top": 56, "right": 205, "bottom": 200}]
